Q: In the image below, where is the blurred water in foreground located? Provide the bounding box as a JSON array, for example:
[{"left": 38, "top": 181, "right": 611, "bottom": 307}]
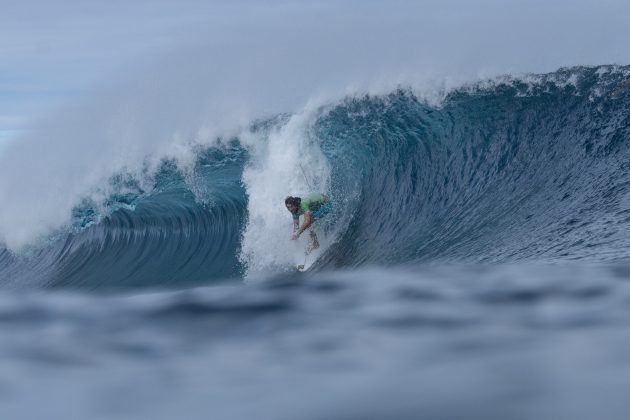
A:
[{"left": 2, "top": 264, "right": 630, "bottom": 420}]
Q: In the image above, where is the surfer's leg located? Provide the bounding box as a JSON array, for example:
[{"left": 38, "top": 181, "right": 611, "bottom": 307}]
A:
[
  {"left": 306, "top": 230, "right": 320, "bottom": 253},
  {"left": 305, "top": 205, "right": 329, "bottom": 253}
]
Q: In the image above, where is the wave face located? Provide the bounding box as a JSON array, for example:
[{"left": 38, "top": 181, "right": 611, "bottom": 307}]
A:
[
  {"left": 0, "top": 144, "right": 249, "bottom": 290},
  {"left": 2, "top": 65, "right": 630, "bottom": 290},
  {"left": 318, "top": 66, "right": 630, "bottom": 267}
]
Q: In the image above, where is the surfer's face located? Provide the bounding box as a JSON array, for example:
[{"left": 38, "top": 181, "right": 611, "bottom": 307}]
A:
[{"left": 286, "top": 203, "right": 297, "bottom": 213}]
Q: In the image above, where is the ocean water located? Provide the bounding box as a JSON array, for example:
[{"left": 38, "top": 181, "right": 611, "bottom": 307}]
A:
[{"left": 2, "top": 65, "right": 630, "bottom": 419}]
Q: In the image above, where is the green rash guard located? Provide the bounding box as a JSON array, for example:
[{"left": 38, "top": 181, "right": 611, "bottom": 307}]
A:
[{"left": 293, "top": 193, "right": 326, "bottom": 221}]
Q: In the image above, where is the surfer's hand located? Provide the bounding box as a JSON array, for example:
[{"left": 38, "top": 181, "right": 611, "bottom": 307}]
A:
[{"left": 291, "top": 232, "right": 299, "bottom": 240}]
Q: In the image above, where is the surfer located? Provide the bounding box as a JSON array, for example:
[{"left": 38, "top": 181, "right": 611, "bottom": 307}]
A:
[{"left": 285, "top": 193, "right": 331, "bottom": 253}]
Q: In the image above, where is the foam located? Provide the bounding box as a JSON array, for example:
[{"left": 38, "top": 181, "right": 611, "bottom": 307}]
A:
[{"left": 239, "top": 108, "right": 331, "bottom": 277}]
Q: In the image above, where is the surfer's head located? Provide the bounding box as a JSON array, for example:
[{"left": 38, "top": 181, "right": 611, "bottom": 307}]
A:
[{"left": 285, "top": 196, "right": 300, "bottom": 213}]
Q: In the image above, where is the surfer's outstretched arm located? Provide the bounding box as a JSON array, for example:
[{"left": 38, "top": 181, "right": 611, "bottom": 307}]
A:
[{"left": 291, "top": 212, "right": 313, "bottom": 240}]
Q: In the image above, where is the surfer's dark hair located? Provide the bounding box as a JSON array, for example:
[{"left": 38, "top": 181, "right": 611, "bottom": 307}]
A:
[{"left": 285, "top": 196, "right": 301, "bottom": 207}]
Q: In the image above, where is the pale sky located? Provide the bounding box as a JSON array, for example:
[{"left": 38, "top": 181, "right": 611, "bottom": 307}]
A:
[{"left": 1, "top": 0, "right": 630, "bottom": 143}]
